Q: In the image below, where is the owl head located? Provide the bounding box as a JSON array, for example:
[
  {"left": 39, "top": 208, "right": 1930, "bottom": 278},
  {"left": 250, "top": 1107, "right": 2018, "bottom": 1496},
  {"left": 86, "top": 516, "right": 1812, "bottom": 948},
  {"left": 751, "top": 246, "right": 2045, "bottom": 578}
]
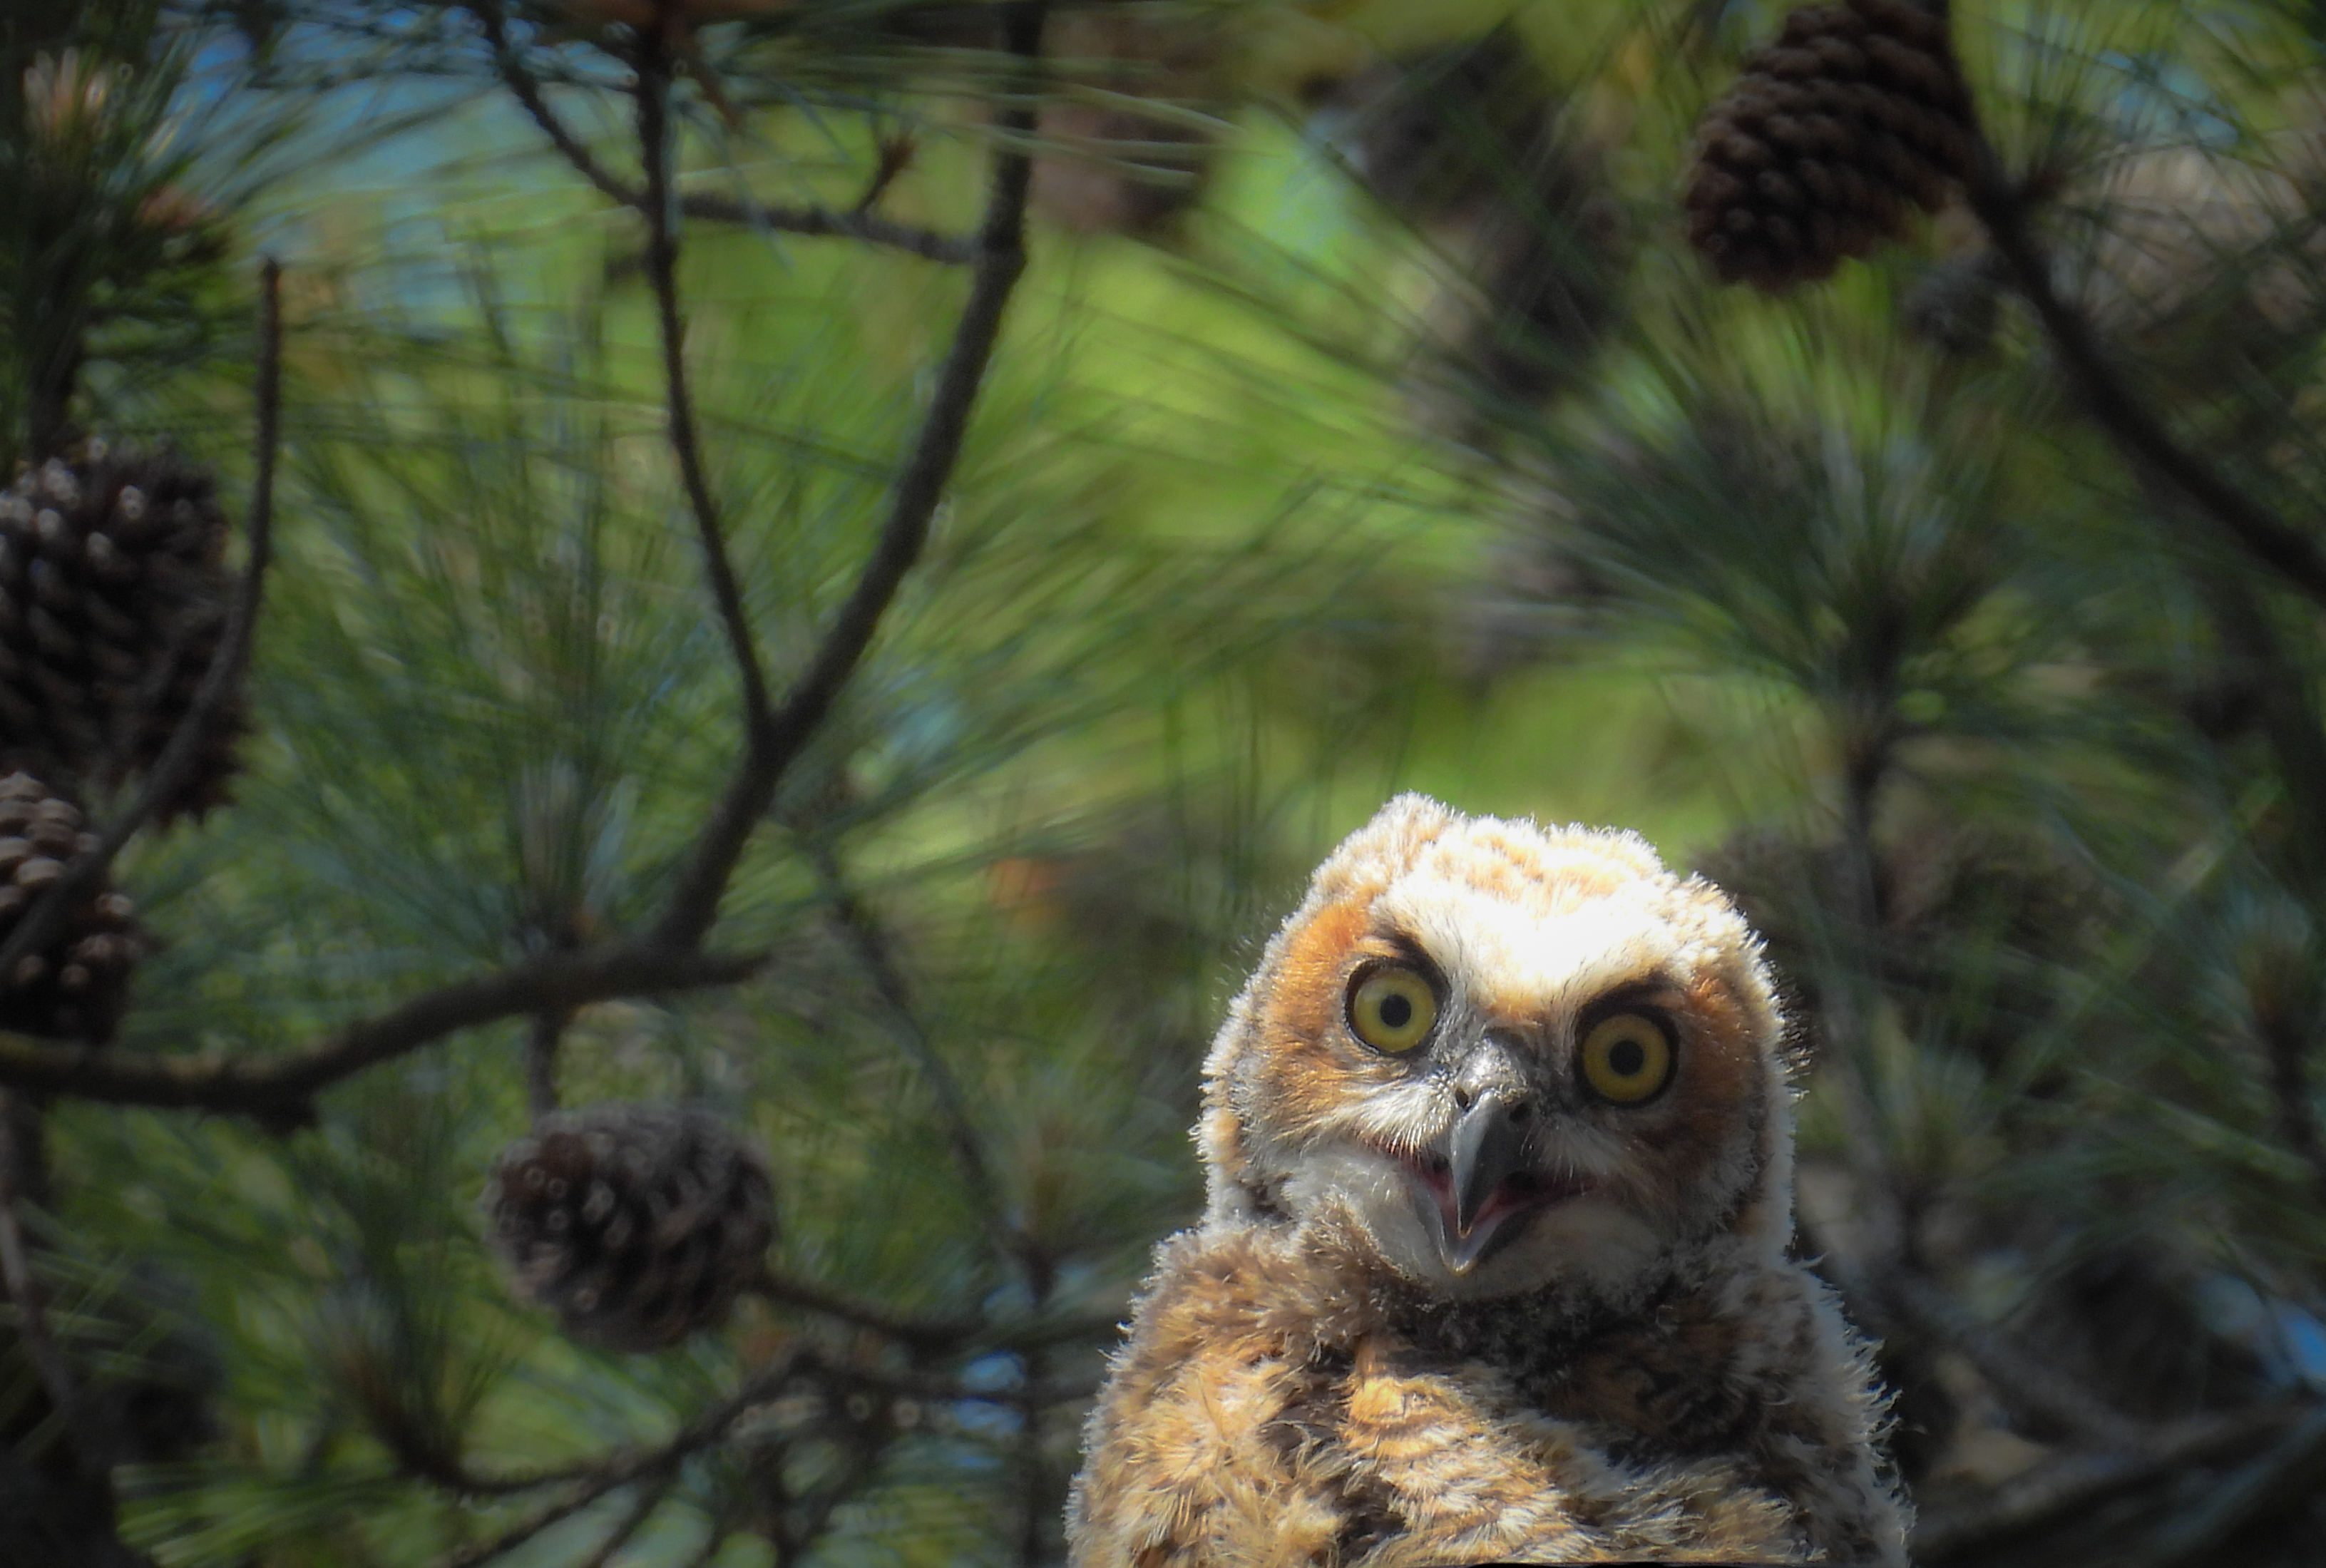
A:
[{"left": 1198, "top": 794, "right": 1794, "bottom": 1305}]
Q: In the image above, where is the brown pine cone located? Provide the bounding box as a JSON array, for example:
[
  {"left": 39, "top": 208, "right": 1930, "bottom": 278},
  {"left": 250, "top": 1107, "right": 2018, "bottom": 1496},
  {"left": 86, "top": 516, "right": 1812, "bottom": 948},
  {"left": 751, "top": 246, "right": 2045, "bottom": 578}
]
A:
[
  {"left": 1684, "top": 0, "right": 1975, "bottom": 289},
  {"left": 0, "top": 445, "right": 247, "bottom": 820},
  {"left": 481, "top": 1104, "right": 776, "bottom": 1352},
  {"left": 0, "top": 770, "right": 141, "bottom": 1042}
]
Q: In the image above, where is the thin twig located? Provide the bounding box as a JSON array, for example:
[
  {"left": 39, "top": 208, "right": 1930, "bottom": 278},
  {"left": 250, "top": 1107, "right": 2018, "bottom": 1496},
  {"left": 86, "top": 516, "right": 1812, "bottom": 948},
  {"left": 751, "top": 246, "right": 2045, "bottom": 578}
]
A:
[
  {"left": 808, "top": 843, "right": 1005, "bottom": 1232},
  {"left": 747, "top": 1264, "right": 975, "bottom": 1350},
  {"left": 748, "top": 1263, "right": 1124, "bottom": 1361},
  {"left": 635, "top": 33, "right": 776, "bottom": 745},
  {"left": 574, "top": 1475, "right": 676, "bottom": 1568},
  {"left": 651, "top": 4, "right": 1048, "bottom": 950},
  {"left": 0, "top": 943, "right": 764, "bottom": 1119},
  {"left": 474, "top": 0, "right": 637, "bottom": 207},
  {"left": 1959, "top": 147, "right": 2326, "bottom": 608},
  {"left": 0, "top": 258, "right": 285, "bottom": 985},
  {"left": 473, "top": 2, "right": 975, "bottom": 264},
  {"left": 678, "top": 191, "right": 981, "bottom": 264},
  {"left": 1882, "top": 1269, "right": 2146, "bottom": 1450},
  {"left": 435, "top": 1346, "right": 822, "bottom": 1568},
  {"left": 776, "top": 1420, "right": 895, "bottom": 1568},
  {"left": 1910, "top": 1403, "right": 2315, "bottom": 1562},
  {"left": 2117, "top": 1403, "right": 2326, "bottom": 1568}
]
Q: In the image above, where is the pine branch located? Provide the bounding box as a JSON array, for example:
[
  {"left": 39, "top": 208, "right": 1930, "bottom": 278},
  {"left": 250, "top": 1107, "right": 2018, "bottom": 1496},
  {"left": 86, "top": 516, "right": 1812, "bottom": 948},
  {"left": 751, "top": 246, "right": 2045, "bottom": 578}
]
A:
[
  {"left": 473, "top": 1, "right": 637, "bottom": 207},
  {"left": 432, "top": 1346, "right": 824, "bottom": 1568},
  {"left": 774, "top": 1418, "right": 895, "bottom": 1568},
  {"left": 1882, "top": 1269, "right": 2147, "bottom": 1450},
  {"left": 1911, "top": 1403, "right": 2317, "bottom": 1562},
  {"left": 0, "top": 943, "right": 764, "bottom": 1121},
  {"left": 1959, "top": 145, "right": 2326, "bottom": 609},
  {"left": 677, "top": 190, "right": 981, "bottom": 263},
  {"left": 635, "top": 35, "right": 776, "bottom": 749},
  {"left": 2118, "top": 1404, "right": 2326, "bottom": 1568},
  {"left": 0, "top": 258, "right": 284, "bottom": 987},
  {"left": 473, "top": 2, "right": 976, "bottom": 264},
  {"left": 747, "top": 1264, "right": 977, "bottom": 1350},
  {"left": 651, "top": 3, "right": 1047, "bottom": 950},
  {"left": 746, "top": 1263, "right": 1125, "bottom": 1361},
  {"left": 1801, "top": 1215, "right": 2146, "bottom": 1452},
  {"left": 806, "top": 841, "right": 1007, "bottom": 1241}
]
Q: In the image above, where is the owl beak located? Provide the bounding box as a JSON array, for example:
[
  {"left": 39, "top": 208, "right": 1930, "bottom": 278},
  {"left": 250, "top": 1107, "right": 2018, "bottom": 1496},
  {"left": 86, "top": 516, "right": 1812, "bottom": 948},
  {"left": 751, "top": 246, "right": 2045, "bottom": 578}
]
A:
[{"left": 1442, "top": 1092, "right": 1534, "bottom": 1274}]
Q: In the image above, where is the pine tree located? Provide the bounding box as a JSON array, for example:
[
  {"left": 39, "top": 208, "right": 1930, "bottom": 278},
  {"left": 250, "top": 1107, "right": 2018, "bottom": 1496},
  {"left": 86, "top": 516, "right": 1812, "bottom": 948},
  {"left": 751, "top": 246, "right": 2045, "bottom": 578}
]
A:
[{"left": 1, "top": 1, "right": 2323, "bottom": 1566}]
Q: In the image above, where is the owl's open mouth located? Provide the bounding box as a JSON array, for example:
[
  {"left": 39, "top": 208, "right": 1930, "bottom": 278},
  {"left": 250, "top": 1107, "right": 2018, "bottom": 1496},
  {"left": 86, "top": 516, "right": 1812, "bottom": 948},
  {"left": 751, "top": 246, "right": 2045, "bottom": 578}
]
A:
[{"left": 1398, "top": 1151, "right": 1593, "bottom": 1276}]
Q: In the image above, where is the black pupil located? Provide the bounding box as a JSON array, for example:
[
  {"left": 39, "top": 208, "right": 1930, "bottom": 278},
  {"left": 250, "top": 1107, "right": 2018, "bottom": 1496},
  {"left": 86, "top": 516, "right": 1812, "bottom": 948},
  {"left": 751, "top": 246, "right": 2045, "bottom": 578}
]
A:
[
  {"left": 1378, "top": 992, "right": 1413, "bottom": 1030},
  {"left": 1608, "top": 1037, "right": 1646, "bottom": 1077}
]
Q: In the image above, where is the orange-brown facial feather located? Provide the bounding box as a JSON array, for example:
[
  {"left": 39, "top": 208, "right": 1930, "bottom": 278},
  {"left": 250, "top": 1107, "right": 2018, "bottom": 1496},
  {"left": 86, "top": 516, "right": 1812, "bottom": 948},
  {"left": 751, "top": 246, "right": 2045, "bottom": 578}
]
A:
[
  {"left": 1621, "top": 970, "right": 1768, "bottom": 1207},
  {"left": 1201, "top": 794, "right": 1792, "bottom": 1300},
  {"left": 1251, "top": 903, "right": 1432, "bottom": 1155}
]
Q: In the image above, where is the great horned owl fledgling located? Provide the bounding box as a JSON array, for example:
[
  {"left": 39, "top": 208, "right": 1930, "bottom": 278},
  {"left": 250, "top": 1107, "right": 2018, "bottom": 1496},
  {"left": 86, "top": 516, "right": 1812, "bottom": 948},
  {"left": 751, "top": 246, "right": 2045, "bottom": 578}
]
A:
[{"left": 1066, "top": 794, "right": 1908, "bottom": 1566}]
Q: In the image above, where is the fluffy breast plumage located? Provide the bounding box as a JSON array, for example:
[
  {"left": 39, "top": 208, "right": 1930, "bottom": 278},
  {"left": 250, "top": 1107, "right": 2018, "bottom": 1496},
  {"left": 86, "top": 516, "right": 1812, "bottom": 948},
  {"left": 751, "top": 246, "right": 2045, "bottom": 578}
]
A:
[{"left": 1068, "top": 1214, "right": 1898, "bottom": 1567}]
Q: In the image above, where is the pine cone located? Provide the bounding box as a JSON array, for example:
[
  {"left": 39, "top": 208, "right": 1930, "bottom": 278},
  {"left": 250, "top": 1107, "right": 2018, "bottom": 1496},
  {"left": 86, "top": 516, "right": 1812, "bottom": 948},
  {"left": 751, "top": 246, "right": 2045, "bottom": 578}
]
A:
[
  {"left": 1684, "top": 0, "right": 1974, "bottom": 289},
  {"left": 0, "top": 445, "right": 247, "bottom": 819},
  {"left": 0, "top": 770, "right": 140, "bottom": 1042},
  {"left": 482, "top": 1104, "right": 775, "bottom": 1352}
]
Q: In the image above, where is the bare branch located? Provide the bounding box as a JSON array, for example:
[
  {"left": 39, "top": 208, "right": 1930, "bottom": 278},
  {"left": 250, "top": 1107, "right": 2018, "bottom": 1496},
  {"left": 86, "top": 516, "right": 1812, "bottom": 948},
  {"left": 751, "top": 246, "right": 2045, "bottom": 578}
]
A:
[
  {"left": 473, "top": 2, "right": 975, "bottom": 264},
  {"left": 0, "top": 258, "right": 285, "bottom": 986},
  {"left": 651, "top": 4, "right": 1049, "bottom": 949},
  {"left": 0, "top": 943, "right": 763, "bottom": 1120},
  {"left": 1959, "top": 149, "right": 2326, "bottom": 609},
  {"left": 633, "top": 31, "right": 777, "bottom": 749}
]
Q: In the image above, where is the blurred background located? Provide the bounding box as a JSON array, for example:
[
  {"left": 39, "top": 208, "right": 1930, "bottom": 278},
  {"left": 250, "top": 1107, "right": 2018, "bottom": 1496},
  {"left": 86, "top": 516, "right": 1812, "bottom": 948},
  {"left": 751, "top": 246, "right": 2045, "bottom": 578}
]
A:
[{"left": 3, "top": 0, "right": 2325, "bottom": 1563}]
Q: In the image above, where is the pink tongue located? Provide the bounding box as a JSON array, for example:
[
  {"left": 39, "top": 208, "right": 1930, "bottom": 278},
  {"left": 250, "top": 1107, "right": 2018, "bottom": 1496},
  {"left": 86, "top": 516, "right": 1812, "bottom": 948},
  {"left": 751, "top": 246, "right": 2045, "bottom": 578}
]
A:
[{"left": 1416, "top": 1162, "right": 1533, "bottom": 1237}]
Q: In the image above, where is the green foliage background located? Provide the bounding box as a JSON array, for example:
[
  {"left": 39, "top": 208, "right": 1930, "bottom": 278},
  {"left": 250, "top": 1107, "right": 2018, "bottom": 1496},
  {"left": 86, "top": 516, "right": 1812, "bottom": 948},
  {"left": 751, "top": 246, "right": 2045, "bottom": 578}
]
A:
[{"left": 4, "top": 0, "right": 2326, "bottom": 1563}]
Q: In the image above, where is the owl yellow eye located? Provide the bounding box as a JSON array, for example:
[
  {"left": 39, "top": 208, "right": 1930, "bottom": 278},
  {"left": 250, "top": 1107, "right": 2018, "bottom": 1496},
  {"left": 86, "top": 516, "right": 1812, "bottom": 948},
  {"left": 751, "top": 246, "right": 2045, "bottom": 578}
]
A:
[
  {"left": 1348, "top": 967, "right": 1438, "bottom": 1054},
  {"left": 1579, "top": 1012, "right": 1674, "bottom": 1104}
]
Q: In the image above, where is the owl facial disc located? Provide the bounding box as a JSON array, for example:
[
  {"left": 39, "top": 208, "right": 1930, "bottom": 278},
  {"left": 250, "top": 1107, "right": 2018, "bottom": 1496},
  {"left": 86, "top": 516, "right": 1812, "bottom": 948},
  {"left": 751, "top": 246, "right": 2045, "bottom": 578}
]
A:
[{"left": 1403, "top": 1089, "right": 1592, "bottom": 1275}]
